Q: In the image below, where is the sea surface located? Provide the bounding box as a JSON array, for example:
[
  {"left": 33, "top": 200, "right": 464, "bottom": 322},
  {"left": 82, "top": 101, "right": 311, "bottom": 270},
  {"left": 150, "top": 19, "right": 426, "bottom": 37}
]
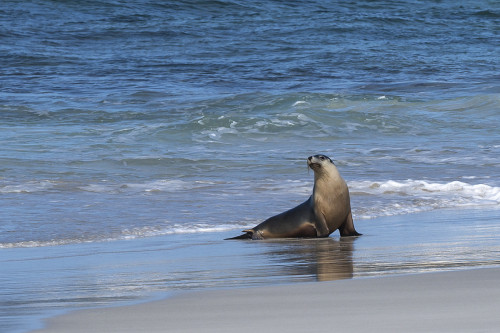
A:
[{"left": 1, "top": 0, "right": 499, "bottom": 332}]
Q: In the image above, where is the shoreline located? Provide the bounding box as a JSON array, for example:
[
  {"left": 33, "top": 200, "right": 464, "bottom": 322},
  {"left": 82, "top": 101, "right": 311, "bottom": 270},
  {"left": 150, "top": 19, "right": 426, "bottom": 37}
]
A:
[
  {"left": 33, "top": 266, "right": 500, "bottom": 333},
  {"left": 7, "top": 207, "right": 499, "bottom": 333}
]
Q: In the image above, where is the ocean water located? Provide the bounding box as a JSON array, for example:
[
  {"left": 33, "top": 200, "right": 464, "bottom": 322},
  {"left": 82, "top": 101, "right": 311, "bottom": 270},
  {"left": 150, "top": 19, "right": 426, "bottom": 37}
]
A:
[{"left": 1, "top": 0, "right": 499, "bottom": 332}]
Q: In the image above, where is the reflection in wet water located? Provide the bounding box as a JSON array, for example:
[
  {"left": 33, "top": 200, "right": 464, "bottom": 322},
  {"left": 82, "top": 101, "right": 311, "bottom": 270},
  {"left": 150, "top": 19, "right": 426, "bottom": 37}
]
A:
[
  {"left": 254, "top": 238, "right": 355, "bottom": 282},
  {"left": 220, "top": 208, "right": 500, "bottom": 284}
]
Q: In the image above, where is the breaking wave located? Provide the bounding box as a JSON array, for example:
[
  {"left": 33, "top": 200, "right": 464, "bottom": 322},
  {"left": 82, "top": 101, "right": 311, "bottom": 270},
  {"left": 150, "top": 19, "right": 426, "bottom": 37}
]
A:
[
  {"left": 350, "top": 179, "right": 500, "bottom": 219},
  {"left": 351, "top": 179, "right": 500, "bottom": 202},
  {"left": 2, "top": 178, "right": 499, "bottom": 249}
]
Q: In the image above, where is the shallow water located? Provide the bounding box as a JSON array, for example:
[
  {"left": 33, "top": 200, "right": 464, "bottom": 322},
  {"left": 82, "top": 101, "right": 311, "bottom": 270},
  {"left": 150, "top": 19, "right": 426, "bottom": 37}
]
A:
[
  {"left": 2, "top": 0, "right": 500, "bottom": 248},
  {"left": 2, "top": 208, "right": 500, "bottom": 332},
  {"left": 2, "top": 94, "right": 500, "bottom": 248}
]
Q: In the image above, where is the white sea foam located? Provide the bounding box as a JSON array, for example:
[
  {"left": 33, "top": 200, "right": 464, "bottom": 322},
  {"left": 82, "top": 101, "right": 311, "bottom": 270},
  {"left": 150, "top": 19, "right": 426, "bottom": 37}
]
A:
[
  {"left": 201, "top": 126, "right": 239, "bottom": 140},
  {"left": 350, "top": 179, "right": 500, "bottom": 219},
  {"left": 350, "top": 180, "right": 500, "bottom": 202},
  {"left": 0, "top": 239, "right": 92, "bottom": 249},
  {"left": 292, "top": 100, "right": 309, "bottom": 107},
  {"left": 0, "top": 222, "right": 250, "bottom": 248},
  {"left": 3, "top": 178, "right": 499, "bottom": 248},
  {"left": 0, "top": 180, "right": 56, "bottom": 193},
  {"left": 193, "top": 111, "right": 321, "bottom": 142},
  {"left": 119, "top": 223, "right": 248, "bottom": 239},
  {"left": 72, "top": 178, "right": 500, "bottom": 208},
  {"left": 79, "top": 179, "right": 219, "bottom": 193}
]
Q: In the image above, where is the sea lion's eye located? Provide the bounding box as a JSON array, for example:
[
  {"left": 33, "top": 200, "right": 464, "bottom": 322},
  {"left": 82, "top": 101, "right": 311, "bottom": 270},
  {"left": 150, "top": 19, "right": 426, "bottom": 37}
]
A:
[{"left": 319, "top": 156, "right": 325, "bottom": 160}]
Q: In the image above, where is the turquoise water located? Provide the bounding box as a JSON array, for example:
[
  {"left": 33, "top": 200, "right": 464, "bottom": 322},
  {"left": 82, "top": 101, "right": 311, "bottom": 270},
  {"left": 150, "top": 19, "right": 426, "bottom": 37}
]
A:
[{"left": 1, "top": 1, "right": 499, "bottom": 332}]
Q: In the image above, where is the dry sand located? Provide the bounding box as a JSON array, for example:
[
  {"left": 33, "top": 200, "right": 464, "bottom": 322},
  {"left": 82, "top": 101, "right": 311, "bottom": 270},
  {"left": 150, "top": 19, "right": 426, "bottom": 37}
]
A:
[{"left": 34, "top": 267, "right": 500, "bottom": 333}]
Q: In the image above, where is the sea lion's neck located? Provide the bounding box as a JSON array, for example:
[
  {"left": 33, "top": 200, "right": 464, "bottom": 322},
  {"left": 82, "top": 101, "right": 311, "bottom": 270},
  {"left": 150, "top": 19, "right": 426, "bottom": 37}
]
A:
[{"left": 312, "top": 167, "right": 343, "bottom": 197}]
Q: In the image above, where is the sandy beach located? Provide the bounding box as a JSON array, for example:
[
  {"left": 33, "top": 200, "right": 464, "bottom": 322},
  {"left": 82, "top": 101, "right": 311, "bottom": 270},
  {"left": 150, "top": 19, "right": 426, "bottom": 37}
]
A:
[
  {"left": 34, "top": 267, "right": 500, "bottom": 333},
  {"left": 8, "top": 208, "right": 498, "bottom": 333}
]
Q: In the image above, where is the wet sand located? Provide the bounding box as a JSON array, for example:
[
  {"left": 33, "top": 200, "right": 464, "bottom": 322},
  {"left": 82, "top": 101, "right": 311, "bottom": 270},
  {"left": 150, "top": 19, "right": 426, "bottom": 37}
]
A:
[
  {"left": 34, "top": 267, "right": 500, "bottom": 333},
  {"left": 19, "top": 208, "right": 500, "bottom": 333}
]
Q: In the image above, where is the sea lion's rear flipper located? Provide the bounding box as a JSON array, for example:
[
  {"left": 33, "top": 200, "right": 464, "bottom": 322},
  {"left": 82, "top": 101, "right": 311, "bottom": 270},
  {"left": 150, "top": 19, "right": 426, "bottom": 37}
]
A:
[
  {"left": 225, "top": 229, "right": 254, "bottom": 240},
  {"left": 339, "top": 212, "right": 362, "bottom": 237}
]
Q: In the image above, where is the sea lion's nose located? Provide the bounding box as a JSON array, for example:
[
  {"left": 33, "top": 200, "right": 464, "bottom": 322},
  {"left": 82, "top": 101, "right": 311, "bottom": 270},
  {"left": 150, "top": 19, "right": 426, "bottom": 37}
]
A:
[{"left": 308, "top": 156, "right": 312, "bottom": 161}]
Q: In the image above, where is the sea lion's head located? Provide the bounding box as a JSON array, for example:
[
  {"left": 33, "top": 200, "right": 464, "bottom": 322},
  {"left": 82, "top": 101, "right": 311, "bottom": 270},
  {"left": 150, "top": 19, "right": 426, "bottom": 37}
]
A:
[{"left": 307, "top": 154, "right": 334, "bottom": 171}]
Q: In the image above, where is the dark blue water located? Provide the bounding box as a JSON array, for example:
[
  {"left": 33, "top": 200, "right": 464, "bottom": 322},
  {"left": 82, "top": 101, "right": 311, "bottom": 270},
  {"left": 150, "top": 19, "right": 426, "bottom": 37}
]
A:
[
  {"left": 1, "top": 1, "right": 500, "bottom": 332},
  {"left": 2, "top": 0, "right": 499, "bottom": 108}
]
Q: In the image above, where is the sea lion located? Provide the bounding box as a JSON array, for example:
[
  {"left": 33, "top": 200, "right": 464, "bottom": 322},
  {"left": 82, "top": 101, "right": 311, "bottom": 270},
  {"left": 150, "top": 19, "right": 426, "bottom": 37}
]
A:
[{"left": 227, "top": 154, "right": 361, "bottom": 240}]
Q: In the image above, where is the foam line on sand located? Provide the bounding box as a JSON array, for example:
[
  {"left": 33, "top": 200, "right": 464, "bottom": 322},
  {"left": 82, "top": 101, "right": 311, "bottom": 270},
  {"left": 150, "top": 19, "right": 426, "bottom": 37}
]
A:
[{"left": 34, "top": 267, "right": 500, "bottom": 333}]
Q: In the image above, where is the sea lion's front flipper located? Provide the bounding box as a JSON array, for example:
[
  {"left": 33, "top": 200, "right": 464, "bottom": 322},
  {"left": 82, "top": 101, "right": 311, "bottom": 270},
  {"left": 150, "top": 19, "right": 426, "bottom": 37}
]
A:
[
  {"left": 315, "top": 212, "right": 331, "bottom": 237},
  {"left": 339, "top": 212, "right": 362, "bottom": 237}
]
